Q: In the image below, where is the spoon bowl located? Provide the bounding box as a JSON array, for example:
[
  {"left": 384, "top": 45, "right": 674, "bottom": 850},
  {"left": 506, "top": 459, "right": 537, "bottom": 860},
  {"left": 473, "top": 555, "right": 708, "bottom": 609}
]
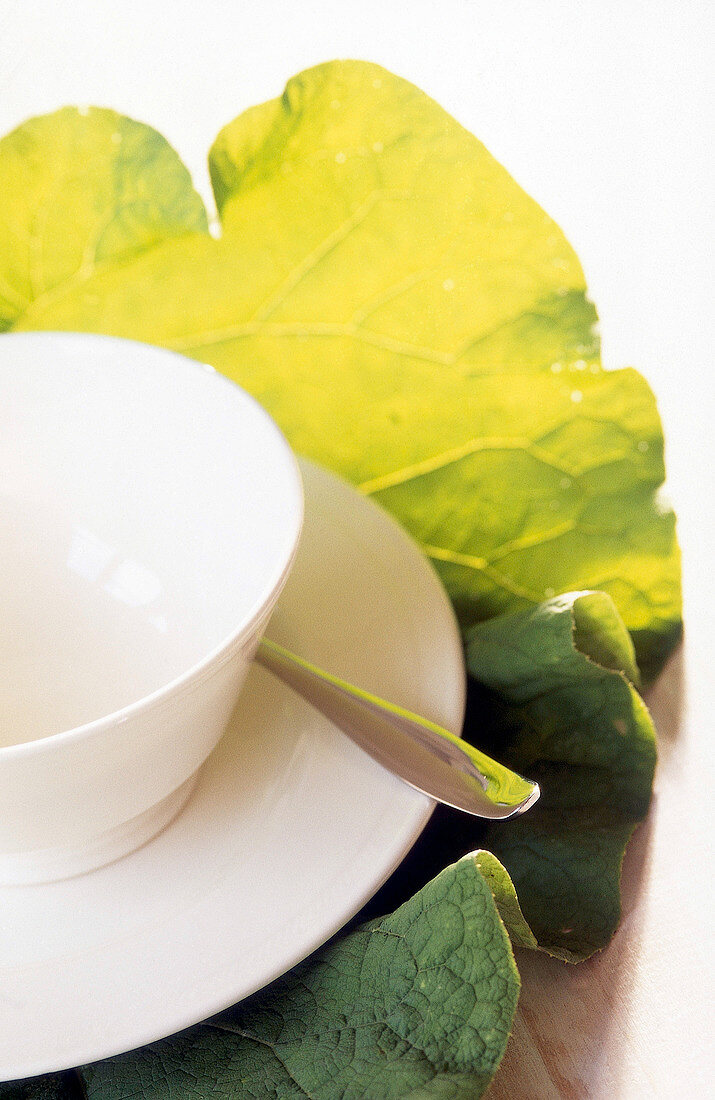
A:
[{"left": 256, "top": 638, "right": 539, "bottom": 819}]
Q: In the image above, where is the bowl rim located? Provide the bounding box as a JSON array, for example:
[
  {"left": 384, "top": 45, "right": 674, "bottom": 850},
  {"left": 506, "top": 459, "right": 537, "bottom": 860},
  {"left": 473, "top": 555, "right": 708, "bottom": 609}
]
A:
[{"left": 0, "top": 331, "right": 304, "bottom": 761}]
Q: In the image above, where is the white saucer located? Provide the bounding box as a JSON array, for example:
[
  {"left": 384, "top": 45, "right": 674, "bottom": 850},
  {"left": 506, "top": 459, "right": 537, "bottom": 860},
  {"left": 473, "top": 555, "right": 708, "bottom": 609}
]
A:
[{"left": 0, "top": 459, "right": 465, "bottom": 1081}]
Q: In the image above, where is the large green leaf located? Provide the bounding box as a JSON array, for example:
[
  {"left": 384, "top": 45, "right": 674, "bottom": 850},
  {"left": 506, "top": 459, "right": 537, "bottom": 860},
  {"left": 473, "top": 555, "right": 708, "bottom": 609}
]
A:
[
  {"left": 2, "top": 855, "right": 520, "bottom": 1100},
  {"left": 1, "top": 61, "right": 680, "bottom": 671},
  {"left": 0, "top": 106, "right": 207, "bottom": 330},
  {"left": 466, "top": 590, "right": 657, "bottom": 961}
]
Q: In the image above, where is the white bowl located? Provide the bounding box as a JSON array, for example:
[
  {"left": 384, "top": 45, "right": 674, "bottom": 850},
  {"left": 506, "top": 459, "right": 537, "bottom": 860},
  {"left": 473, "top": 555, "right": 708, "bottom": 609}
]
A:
[{"left": 0, "top": 333, "right": 303, "bottom": 884}]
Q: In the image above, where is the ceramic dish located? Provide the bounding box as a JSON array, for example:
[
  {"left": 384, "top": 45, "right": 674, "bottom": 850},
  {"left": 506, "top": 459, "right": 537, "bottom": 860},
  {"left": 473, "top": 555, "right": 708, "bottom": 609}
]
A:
[{"left": 0, "top": 459, "right": 466, "bottom": 1080}]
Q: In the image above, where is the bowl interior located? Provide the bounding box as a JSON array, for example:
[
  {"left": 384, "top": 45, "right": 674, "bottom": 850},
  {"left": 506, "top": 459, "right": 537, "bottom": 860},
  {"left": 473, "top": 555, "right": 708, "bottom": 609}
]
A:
[{"left": 0, "top": 334, "right": 302, "bottom": 748}]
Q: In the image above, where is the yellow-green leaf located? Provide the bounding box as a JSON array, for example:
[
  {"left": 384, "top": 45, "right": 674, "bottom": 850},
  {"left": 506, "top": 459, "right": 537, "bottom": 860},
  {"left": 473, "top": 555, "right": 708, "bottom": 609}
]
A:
[
  {"left": 0, "top": 107, "right": 208, "bottom": 331},
  {"left": 1, "top": 61, "right": 680, "bottom": 671}
]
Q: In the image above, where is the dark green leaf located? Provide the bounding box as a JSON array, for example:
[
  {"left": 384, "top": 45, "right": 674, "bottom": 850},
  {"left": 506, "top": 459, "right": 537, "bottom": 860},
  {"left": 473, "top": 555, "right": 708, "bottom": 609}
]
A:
[
  {"left": 77, "top": 855, "right": 518, "bottom": 1099},
  {"left": 466, "top": 591, "right": 657, "bottom": 961},
  {"left": 0, "top": 1073, "right": 78, "bottom": 1100}
]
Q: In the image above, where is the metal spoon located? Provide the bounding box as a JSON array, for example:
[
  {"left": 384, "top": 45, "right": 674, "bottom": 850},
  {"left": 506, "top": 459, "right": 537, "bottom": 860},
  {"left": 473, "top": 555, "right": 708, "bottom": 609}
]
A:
[{"left": 256, "top": 638, "right": 539, "bottom": 820}]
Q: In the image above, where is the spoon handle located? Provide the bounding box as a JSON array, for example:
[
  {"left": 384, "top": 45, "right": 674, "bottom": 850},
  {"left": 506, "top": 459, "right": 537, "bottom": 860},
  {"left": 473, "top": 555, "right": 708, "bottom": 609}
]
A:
[{"left": 255, "top": 638, "right": 539, "bottom": 820}]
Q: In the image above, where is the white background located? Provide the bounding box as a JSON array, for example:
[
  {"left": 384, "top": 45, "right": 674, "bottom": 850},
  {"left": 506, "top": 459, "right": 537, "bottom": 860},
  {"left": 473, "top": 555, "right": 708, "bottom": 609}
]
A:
[{"left": 1, "top": 1, "right": 712, "bottom": 1093}]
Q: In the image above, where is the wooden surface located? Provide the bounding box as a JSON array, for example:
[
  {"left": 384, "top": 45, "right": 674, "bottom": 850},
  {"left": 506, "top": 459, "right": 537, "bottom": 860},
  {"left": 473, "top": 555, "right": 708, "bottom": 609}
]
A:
[{"left": 2, "top": 5, "right": 712, "bottom": 1096}]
